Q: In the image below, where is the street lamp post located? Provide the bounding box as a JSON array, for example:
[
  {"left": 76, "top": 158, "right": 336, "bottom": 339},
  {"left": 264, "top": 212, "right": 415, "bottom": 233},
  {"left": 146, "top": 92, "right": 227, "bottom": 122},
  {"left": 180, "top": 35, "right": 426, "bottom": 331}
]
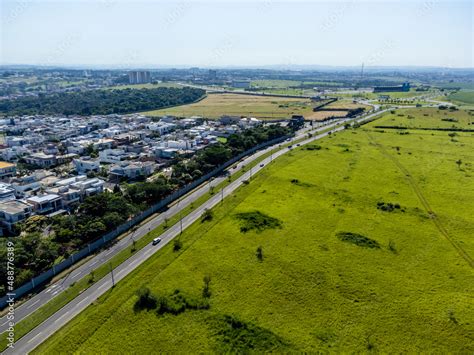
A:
[{"left": 109, "top": 263, "right": 115, "bottom": 287}]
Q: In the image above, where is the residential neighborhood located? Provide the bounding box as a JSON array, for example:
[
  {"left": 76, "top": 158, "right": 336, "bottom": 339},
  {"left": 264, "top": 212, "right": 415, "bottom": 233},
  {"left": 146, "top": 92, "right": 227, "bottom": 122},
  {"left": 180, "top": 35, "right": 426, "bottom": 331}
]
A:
[{"left": 0, "top": 112, "right": 261, "bottom": 235}]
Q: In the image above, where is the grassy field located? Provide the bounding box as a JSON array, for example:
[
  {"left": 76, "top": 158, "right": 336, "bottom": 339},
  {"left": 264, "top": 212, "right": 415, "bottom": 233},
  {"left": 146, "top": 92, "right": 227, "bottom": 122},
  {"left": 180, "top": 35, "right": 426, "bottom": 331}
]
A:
[
  {"left": 447, "top": 90, "right": 474, "bottom": 105},
  {"left": 332, "top": 90, "right": 430, "bottom": 101},
  {"left": 250, "top": 79, "right": 302, "bottom": 88},
  {"left": 144, "top": 93, "right": 315, "bottom": 119},
  {"left": 372, "top": 107, "right": 474, "bottom": 130},
  {"left": 144, "top": 93, "right": 370, "bottom": 120},
  {"left": 326, "top": 100, "right": 372, "bottom": 110},
  {"left": 437, "top": 82, "right": 474, "bottom": 90},
  {"left": 36, "top": 107, "right": 473, "bottom": 353}
]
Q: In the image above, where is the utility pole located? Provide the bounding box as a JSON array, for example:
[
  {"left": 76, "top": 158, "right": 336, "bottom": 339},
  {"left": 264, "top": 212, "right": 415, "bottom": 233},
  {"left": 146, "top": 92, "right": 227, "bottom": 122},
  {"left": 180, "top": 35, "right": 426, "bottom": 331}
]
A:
[
  {"left": 221, "top": 187, "right": 224, "bottom": 203},
  {"left": 249, "top": 166, "right": 252, "bottom": 180},
  {"left": 109, "top": 263, "right": 115, "bottom": 287},
  {"left": 179, "top": 210, "right": 183, "bottom": 234}
]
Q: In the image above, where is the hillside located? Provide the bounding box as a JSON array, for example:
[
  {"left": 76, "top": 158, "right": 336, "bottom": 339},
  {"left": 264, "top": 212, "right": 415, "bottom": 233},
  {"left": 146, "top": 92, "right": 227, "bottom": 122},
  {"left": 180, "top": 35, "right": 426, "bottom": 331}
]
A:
[{"left": 35, "top": 108, "right": 474, "bottom": 353}]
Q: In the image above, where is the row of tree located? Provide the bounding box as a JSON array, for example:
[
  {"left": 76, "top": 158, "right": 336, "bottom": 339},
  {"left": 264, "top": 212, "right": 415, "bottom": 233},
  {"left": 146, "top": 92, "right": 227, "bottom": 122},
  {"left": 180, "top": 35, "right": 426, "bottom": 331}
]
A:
[{"left": 0, "top": 87, "right": 205, "bottom": 116}]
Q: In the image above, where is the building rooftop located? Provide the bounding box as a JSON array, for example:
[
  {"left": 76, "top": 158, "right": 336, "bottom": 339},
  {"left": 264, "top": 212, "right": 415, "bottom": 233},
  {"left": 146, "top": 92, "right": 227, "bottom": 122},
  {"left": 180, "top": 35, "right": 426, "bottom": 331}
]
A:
[
  {"left": 27, "top": 194, "right": 61, "bottom": 203},
  {"left": 0, "top": 161, "right": 15, "bottom": 169},
  {"left": 0, "top": 200, "right": 31, "bottom": 214}
]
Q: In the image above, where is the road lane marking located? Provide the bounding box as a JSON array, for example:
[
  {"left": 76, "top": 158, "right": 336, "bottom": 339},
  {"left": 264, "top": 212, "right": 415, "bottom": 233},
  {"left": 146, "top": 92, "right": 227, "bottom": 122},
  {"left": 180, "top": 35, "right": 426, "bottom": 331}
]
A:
[
  {"left": 71, "top": 271, "right": 82, "bottom": 279},
  {"left": 54, "top": 311, "right": 70, "bottom": 324},
  {"left": 26, "top": 299, "right": 40, "bottom": 309},
  {"left": 27, "top": 332, "right": 42, "bottom": 343},
  {"left": 98, "top": 283, "right": 108, "bottom": 291},
  {"left": 77, "top": 298, "right": 89, "bottom": 307},
  {"left": 51, "top": 287, "right": 63, "bottom": 296}
]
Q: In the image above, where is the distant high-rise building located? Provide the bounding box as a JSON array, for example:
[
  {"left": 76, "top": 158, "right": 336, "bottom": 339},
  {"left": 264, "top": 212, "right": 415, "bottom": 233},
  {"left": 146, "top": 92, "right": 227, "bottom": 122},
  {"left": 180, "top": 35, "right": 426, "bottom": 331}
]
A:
[
  {"left": 208, "top": 69, "right": 217, "bottom": 80},
  {"left": 128, "top": 71, "right": 151, "bottom": 84}
]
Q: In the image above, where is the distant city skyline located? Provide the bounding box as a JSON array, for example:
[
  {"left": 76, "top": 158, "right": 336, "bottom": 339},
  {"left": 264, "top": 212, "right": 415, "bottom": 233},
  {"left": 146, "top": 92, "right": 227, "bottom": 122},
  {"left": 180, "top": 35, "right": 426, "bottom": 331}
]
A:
[{"left": 1, "top": 0, "right": 473, "bottom": 68}]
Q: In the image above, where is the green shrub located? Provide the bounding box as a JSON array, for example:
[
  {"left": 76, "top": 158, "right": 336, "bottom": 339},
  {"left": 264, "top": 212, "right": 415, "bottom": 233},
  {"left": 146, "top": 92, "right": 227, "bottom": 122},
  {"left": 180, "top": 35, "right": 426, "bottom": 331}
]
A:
[
  {"left": 209, "top": 315, "right": 290, "bottom": 352},
  {"left": 134, "top": 287, "right": 157, "bottom": 311},
  {"left": 156, "top": 289, "right": 209, "bottom": 316},
  {"left": 305, "top": 144, "right": 321, "bottom": 151},
  {"left": 235, "top": 211, "right": 283, "bottom": 233},
  {"left": 173, "top": 238, "right": 182, "bottom": 252},
  {"left": 336, "top": 232, "right": 380, "bottom": 249},
  {"left": 202, "top": 275, "right": 212, "bottom": 298},
  {"left": 201, "top": 209, "right": 213, "bottom": 223},
  {"left": 388, "top": 240, "right": 398, "bottom": 254},
  {"left": 377, "top": 201, "right": 402, "bottom": 212}
]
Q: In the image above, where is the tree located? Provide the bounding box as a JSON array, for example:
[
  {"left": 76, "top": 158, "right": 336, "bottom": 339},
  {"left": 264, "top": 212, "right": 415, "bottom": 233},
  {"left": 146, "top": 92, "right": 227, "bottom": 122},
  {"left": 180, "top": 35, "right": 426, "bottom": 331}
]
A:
[
  {"left": 103, "top": 212, "right": 125, "bottom": 230},
  {"left": 113, "top": 184, "right": 121, "bottom": 194},
  {"left": 202, "top": 275, "right": 211, "bottom": 298},
  {"left": 88, "top": 271, "right": 95, "bottom": 284},
  {"left": 256, "top": 246, "right": 263, "bottom": 261},
  {"left": 201, "top": 209, "right": 213, "bottom": 223},
  {"left": 134, "top": 287, "right": 157, "bottom": 311},
  {"left": 173, "top": 238, "right": 182, "bottom": 252},
  {"left": 456, "top": 159, "right": 462, "bottom": 170}
]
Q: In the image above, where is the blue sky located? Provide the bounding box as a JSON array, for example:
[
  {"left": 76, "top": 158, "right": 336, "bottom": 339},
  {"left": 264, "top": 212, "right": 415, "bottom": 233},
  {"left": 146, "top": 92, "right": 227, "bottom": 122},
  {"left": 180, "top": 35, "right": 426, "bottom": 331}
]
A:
[{"left": 1, "top": 0, "right": 473, "bottom": 68}]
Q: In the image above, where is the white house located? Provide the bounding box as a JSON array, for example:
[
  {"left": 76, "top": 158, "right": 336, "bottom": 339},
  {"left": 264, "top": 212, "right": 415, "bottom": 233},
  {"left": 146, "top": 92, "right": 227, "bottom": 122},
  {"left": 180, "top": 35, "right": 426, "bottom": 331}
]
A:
[
  {"left": 0, "top": 161, "right": 16, "bottom": 180},
  {"left": 73, "top": 157, "right": 101, "bottom": 174},
  {"left": 0, "top": 183, "right": 16, "bottom": 202},
  {"left": 109, "top": 161, "right": 155, "bottom": 180},
  {"left": 26, "top": 194, "right": 63, "bottom": 215},
  {"left": 99, "top": 149, "right": 134, "bottom": 164},
  {"left": 0, "top": 200, "right": 33, "bottom": 233}
]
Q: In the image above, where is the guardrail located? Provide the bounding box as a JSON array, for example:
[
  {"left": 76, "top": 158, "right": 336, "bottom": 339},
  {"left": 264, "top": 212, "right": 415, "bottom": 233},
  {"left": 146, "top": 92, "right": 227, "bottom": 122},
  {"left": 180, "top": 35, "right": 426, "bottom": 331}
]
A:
[{"left": 0, "top": 134, "right": 291, "bottom": 308}]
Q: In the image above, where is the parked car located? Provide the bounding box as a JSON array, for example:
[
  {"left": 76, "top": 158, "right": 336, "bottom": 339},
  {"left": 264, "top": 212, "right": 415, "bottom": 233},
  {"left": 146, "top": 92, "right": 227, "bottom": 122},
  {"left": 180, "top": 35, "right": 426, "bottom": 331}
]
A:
[{"left": 152, "top": 237, "right": 162, "bottom": 245}]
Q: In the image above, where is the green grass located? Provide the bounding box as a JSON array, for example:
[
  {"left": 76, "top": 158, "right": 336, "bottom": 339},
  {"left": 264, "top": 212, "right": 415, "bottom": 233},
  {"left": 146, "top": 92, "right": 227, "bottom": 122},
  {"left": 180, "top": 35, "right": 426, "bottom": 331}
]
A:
[
  {"left": 35, "top": 107, "right": 473, "bottom": 353},
  {"left": 371, "top": 107, "right": 474, "bottom": 130},
  {"left": 333, "top": 89, "right": 434, "bottom": 101},
  {"left": 250, "top": 79, "right": 302, "bottom": 88},
  {"left": 447, "top": 90, "right": 474, "bottom": 105},
  {"left": 437, "top": 82, "right": 474, "bottom": 90}
]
